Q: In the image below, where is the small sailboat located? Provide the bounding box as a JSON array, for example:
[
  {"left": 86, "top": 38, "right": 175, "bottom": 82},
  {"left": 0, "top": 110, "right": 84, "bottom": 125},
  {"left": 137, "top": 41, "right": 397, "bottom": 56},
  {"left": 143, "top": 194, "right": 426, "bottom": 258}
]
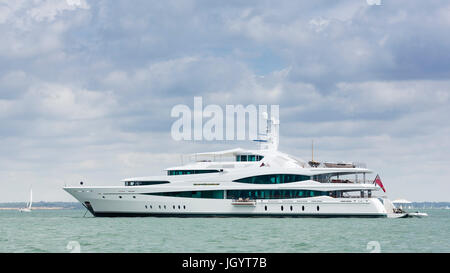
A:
[{"left": 19, "top": 188, "right": 32, "bottom": 212}]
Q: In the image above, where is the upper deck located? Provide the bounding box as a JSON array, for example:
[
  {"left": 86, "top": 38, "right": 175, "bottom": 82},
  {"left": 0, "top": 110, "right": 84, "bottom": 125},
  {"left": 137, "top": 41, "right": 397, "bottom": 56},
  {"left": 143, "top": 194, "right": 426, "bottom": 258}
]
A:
[{"left": 123, "top": 114, "right": 374, "bottom": 187}]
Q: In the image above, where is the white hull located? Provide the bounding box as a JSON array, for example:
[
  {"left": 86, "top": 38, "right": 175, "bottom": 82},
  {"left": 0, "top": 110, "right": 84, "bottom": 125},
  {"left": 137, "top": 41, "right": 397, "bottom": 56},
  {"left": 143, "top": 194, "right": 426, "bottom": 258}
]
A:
[
  {"left": 387, "top": 213, "right": 407, "bottom": 219},
  {"left": 407, "top": 212, "right": 428, "bottom": 218},
  {"left": 65, "top": 187, "right": 388, "bottom": 218}
]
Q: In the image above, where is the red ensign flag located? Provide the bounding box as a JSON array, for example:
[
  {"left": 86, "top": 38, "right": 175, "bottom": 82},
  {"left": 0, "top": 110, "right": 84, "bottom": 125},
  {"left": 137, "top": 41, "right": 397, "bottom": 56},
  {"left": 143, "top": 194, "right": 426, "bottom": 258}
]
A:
[{"left": 374, "top": 175, "right": 386, "bottom": 192}]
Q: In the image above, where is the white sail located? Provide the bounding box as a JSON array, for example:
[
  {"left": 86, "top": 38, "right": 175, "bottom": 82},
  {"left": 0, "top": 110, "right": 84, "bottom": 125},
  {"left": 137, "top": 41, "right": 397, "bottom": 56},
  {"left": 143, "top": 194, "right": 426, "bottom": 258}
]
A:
[
  {"left": 28, "top": 188, "right": 33, "bottom": 209},
  {"left": 19, "top": 188, "right": 32, "bottom": 212}
]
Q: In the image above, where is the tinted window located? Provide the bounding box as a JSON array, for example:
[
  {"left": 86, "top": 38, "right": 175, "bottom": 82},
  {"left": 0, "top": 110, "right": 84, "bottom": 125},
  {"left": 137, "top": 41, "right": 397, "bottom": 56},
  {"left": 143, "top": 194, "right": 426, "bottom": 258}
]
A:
[
  {"left": 125, "top": 181, "right": 170, "bottom": 186},
  {"left": 233, "top": 174, "right": 311, "bottom": 184},
  {"left": 226, "top": 190, "right": 329, "bottom": 199},
  {"left": 236, "top": 155, "right": 264, "bottom": 162},
  {"left": 147, "top": 190, "right": 224, "bottom": 199},
  {"left": 167, "top": 170, "right": 220, "bottom": 176}
]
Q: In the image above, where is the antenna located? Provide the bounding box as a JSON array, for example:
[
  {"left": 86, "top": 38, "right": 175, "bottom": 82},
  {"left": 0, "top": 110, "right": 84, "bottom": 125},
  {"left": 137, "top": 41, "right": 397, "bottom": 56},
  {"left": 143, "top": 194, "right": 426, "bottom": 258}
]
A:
[
  {"left": 254, "top": 111, "right": 279, "bottom": 151},
  {"left": 308, "top": 139, "right": 320, "bottom": 168},
  {"left": 263, "top": 112, "right": 269, "bottom": 138}
]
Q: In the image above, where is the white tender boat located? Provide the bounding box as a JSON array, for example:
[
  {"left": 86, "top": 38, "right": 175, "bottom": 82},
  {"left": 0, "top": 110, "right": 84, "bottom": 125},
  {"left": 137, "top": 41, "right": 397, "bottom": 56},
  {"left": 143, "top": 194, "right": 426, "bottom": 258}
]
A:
[
  {"left": 387, "top": 213, "right": 408, "bottom": 219},
  {"left": 407, "top": 212, "right": 428, "bottom": 218}
]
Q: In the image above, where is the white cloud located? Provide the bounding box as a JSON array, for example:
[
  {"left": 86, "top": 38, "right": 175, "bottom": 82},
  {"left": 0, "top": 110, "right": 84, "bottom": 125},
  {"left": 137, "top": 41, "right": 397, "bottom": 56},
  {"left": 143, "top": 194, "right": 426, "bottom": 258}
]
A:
[
  {"left": 366, "top": 0, "right": 381, "bottom": 6},
  {"left": 0, "top": 82, "right": 117, "bottom": 121},
  {"left": 0, "top": 0, "right": 26, "bottom": 24},
  {"left": 27, "top": 0, "right": 89, "bottom": 22},
  {"left": 0, "top": 0, "right": 89, "bottom": 58},
  {"left": 335, "top": 80, "right": 450, "bottom": 113},
  {"left": 25, "top": 83, "right": 116, "bottom": 120},
  {"left": 117, "top": 152, "right": 179, "bottom": 169},
  {"left": 226, "top": 13, "right": 311, "bottom": 45},
  {"left": 309, "top": 18, "right": 330, "bottom": 32},
  {"left": 0, "top": 99, "right": 14, "bottom": 118}
]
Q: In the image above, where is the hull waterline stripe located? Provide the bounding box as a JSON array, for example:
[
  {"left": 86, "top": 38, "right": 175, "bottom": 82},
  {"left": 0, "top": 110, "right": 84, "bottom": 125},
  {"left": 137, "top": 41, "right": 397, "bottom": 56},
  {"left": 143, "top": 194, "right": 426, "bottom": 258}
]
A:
[{"left": 91, "top": 212, "right": 387, "bottom": 218}]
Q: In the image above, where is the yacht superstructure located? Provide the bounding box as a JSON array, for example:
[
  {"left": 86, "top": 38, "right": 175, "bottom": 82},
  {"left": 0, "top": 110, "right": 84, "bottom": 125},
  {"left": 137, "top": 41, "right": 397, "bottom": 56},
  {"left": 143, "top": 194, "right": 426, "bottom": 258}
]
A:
[{"left": 64, "top": 116, "right": 399, "bottom": 217}]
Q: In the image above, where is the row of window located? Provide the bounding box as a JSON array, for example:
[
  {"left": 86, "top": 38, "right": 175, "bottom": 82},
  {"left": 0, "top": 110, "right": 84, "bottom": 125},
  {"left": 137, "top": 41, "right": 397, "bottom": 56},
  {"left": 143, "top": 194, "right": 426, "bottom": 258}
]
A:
[
  {"left": 124, "top": 174, "right": 312, "bottom": 186},
  {"left": 167, "top": 170, "right": 220, "bottom": 176},
  {"left": 236, "top": 155, "right": 264, "bottom": 162},
  {"left": 148, "top": 191, "right": 224, "bottom": 199},
  {"left": 227, "top": 190, "right": 329, "bottom": 199},
  {"left": 111, "top": 195, "right": 323, "bottom": 212},
  {"left": 233, "top": 174, "right": 311, "bottom": 184},
  {"left": 125, "top": 181, "right": 170, "bottom": 186},
  {"left": 144, "top": 204, "right": 187, "bottom": 210},
  {"left": 109, "top": 190, "right": 359, "bottom": 200},
  {"left": 145, "top": 190, "right": 329, "bottom": 199},
  {"left": 127, "top": 173, "right": 357, "bottom": 185},
  {"left": 141, "top": 204, "right": 320, "bottom": 212},
  {"left": 264, "top": 205, "right": 320, "bottom": 212},
  {"left": 106, "top": 195, "right": 139, "bottom": 199}
]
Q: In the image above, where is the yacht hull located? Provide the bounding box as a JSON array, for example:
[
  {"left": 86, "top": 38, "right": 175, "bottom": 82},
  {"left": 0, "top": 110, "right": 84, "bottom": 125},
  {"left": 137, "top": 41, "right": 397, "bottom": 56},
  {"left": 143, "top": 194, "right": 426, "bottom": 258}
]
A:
[{"left": 64, "top": 187, "right": 388, "bottom": 218}]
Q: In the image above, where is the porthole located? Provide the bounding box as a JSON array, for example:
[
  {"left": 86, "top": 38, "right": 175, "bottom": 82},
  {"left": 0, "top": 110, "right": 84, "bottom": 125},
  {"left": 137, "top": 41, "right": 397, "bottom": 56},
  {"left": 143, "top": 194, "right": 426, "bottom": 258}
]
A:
[
  {"left": 173, "top": 205, "right": 175, "bottom": 209},
  {"left": 164, "top": 205, "right": 166, "bottom": 209},
  {"left": 145, "top": 205, "right": 148, "bottom": 209},
  {"left": 183, "top": 205, "right": 186, "bottom": 209},
  {"left": 119, "top": 196, "right": 122, "bottom": 199},
  {"left": 281, "top": 206, "right": 284, "bottom": 211},
  {"left": 290, "top": 206, "right": 293, "bottom": 211},
  {"left": 150, "top": 205, "right": 152, "bottom": 209},
  {"left": 265, "top": 205, "right": 267, "bottom": 211},
  {"left": 302, "top": 206, "right": 305, "bottom": 211},
  {"left": 159, "top": 205, "right": 161, "bottom": 209},
  {"left": 317, "top": 206, "right": 320, "bottom": 211},
  {"left": 102, "top": 196, "right": 105, "bottom": 199},
  {"left": 133, "top": 196, "right": 136, "bottom": 199},
  {"left": 178, "top": 205, "right": 181, "bottom": 209}
]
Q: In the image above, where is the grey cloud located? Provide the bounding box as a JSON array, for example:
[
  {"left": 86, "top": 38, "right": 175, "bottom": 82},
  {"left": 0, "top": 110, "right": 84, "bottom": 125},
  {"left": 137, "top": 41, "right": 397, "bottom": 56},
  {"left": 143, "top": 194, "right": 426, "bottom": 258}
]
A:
[{"left": 0, "top": 0, "right": 449, "bottom": 202}]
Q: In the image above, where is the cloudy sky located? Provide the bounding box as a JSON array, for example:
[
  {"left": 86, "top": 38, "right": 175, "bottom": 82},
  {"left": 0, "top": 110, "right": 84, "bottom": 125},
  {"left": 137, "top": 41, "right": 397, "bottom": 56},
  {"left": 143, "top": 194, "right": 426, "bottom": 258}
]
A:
[{"left": 1, "top": 0, "right": 449, "bottom": 202}]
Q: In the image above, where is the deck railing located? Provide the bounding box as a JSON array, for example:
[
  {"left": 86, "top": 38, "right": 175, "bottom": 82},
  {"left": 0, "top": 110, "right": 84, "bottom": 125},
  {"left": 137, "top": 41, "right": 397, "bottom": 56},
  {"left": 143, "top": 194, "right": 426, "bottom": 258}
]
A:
[
  {"left": 231, "top": 198, "right": 257, "bottom": 206},
  {"left": 328, "top": 179, "right": 373, "bottom": 184}
]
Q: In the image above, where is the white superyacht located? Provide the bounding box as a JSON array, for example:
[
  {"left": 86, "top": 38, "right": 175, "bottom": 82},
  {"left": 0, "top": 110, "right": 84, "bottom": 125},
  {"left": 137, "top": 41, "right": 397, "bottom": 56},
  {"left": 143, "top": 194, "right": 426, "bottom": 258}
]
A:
[{"left": 64, "top": 116, "right": 402, "bottom": 218}]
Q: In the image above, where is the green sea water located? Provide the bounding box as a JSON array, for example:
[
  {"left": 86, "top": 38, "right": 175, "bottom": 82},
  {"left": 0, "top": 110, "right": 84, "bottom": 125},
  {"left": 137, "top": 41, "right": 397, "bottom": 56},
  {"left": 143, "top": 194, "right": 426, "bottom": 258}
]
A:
[{"left": 0, "top": 209, "right": 448, "bottom": 253}]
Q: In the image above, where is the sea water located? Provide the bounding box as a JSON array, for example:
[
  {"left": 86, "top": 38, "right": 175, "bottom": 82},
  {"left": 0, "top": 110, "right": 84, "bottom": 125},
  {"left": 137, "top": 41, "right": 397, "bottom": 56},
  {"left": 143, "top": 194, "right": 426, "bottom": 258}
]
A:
[{"left": 0, "top": 209, "right": 448, "bottom": 253}]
